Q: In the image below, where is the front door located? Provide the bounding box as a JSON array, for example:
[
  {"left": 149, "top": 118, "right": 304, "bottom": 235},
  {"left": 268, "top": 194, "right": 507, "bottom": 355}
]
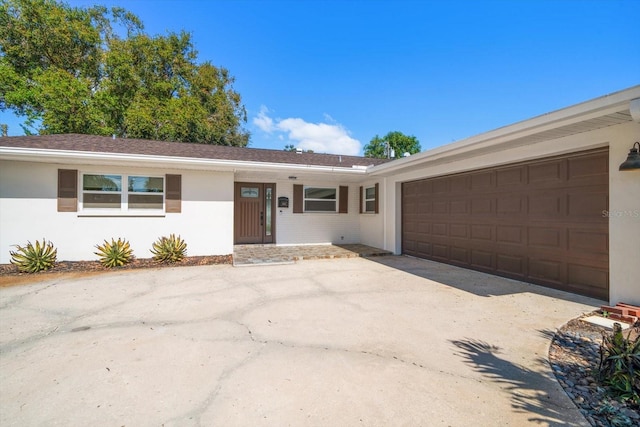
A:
[{"left": 234, "top": 182, "right": 276, "bottom": 244}]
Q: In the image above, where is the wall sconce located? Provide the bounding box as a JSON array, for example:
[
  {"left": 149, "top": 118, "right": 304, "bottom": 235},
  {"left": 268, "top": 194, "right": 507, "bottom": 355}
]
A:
[{"left": 619, "top": 142, "right": 640, "bottom": 171}]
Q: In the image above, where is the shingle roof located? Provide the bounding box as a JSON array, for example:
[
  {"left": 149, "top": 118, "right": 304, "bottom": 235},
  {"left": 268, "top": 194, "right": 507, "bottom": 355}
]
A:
[{"left": 0, "top": 134, "right": 390, "bottom": 168}]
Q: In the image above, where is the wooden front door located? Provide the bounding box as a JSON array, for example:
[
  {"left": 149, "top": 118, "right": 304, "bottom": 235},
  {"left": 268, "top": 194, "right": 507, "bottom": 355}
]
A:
[{"left": 234, "top": 182, "right": 276, "bottom": 244}]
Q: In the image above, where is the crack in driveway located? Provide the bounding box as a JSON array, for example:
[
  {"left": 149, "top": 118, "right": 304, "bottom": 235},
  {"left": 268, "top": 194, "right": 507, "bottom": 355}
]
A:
[{"left": 0, "top": 258, "right": 601, "bottom": 426}]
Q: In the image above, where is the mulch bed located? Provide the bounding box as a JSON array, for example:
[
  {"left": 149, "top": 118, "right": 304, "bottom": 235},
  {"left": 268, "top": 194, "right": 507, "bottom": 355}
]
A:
[
  {"left": 550, "top": 314, "right": 639, "bottom": 426},
  {"left": 0, "top": 255, "right": 232, "bottom": 286}
]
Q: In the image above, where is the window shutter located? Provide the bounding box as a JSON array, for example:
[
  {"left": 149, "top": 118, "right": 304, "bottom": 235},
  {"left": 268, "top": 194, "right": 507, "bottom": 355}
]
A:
[
  {"left": 339, "top": 186, "right": 348, "bottom": 214},
  {"left": 359, "top": 186, "right": 363, "bottom": 214},
  {"left": 293, "top": 184, "right": 303, "bottom": 213},
  {"left": 58, "top": 169, "right": 77, "bottom": 212},
  {"left": 374, "top": 183, "right": 379, "bottom": 214},
  {"left": 165, "top": 174, "right": 182, "bottom": 213}
]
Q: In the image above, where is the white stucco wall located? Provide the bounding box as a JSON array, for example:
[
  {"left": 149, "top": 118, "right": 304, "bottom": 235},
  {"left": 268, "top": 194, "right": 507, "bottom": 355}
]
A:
[
  {"left": 607, "top": 122, "right": 640, "bottom": 305},
  {"left": 0, "top": 161, "right": 234, "bottom": 263},
  {"left": 273, "top": 180, "right": 361, "bottom": 245},
  {"left": 376, "top": 120, "right": 640, "bottom": 305}
]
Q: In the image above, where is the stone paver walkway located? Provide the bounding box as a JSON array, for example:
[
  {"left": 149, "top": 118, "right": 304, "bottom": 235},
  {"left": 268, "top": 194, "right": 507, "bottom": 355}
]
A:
[{"left": 233, "top": 244, "right": 391, "bottom": 266}]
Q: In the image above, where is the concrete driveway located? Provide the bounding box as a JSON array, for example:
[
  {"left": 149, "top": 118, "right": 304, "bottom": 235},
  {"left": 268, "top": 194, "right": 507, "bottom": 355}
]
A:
[{"left": 0, "top": 256, "right": 601, "bottom": 426}]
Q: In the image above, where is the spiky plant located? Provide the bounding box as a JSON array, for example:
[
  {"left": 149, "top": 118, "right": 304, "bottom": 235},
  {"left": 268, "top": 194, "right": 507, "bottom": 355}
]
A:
[
  {"left": 150, "top": 234, "right": 187, "bottom": 263},
  {"left": 94, "top": 238, "right": 133, "bottom": 268},
  {"left": 10, "top": 239, "right": 57, "bottom": 273},
  {"left": 598, "top": 322, "right": 640, "bottom": 405}
]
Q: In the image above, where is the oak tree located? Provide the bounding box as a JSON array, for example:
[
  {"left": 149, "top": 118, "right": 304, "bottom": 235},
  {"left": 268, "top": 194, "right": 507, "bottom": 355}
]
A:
[
  {"left": 364, "top": 131, "right": 421, "bottom": 159},
  {"left": 0, "top": 0, "right": 249, "bottom": 145}
]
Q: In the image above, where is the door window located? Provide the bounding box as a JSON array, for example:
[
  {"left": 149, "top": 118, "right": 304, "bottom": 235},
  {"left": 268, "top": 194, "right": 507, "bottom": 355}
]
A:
[{"left": 241, "top": 187, "right": 259, "bottom": 198}]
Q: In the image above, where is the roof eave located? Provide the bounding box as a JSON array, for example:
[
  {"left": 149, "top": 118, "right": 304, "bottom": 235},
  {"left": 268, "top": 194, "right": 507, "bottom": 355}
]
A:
[{"left": 0, "top": 147, "right": 369, "bottom": 175}]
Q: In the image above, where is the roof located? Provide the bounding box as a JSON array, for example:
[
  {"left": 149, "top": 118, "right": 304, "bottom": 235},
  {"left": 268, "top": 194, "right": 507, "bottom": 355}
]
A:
[{"left": 0, "top": 133, "right": 389, "bottom": 169}]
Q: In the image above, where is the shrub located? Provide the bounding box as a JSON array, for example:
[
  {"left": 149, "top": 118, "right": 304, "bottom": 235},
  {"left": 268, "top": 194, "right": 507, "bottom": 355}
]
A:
[
  {"left": 150, "top": 234, "right": 187, "bottom": 263},
  {"left": 95, "top": 238, "right": 133, "bottom": 268},
  {"left": 9, "top": 239, "right": 57, "bottom": 273},
  {"left": 598, "top": 322, "right": 640, "bottom": 405}
]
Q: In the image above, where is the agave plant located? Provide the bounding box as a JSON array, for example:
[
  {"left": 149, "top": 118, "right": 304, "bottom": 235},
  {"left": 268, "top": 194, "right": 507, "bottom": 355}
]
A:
[
  {"left": 150, "top": 234, "right": 187, "bottom": 263},
  {"left": 10, "top": 239, "right": 57, "bottom": 273},
  {"left": 95, "top": 238, "right": 133, "bottom": 268}
]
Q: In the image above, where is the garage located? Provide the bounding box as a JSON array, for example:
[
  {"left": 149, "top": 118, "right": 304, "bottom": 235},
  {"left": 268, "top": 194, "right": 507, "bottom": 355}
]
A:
[{"left": 402, "top": 148, "right": 609, "bottom": 300}]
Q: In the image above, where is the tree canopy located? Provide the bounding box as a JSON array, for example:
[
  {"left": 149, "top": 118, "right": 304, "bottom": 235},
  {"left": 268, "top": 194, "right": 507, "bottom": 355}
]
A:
[
  {"left": 284, "top": 144, "right": 313, "bottom": 153},
  {"left": 0, "top": 0, "right": 249, "bottom": 146},
  {"left": 363, "top": 131, "right": 421, "bottom": 159}
]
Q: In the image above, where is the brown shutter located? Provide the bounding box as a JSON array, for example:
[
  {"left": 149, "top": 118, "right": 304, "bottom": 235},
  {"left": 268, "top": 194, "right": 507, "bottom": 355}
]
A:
[
  {"left": 293, "top": 184, "right": 303, "bottom": 213},
  {"left": 359, "top": 186, "right": 363, "bottom": 214},
  {"left": 339, "top": 186, "right": 348, "bottom": 214},
  {"left": 58, "top": 169, "right": 77, "bottom": 212},
  {"left": 165, "top": 174, "right": 182, "bottom": 213},
  {"left": 374, "top": 183, "right": 379, "bottom": 214}
]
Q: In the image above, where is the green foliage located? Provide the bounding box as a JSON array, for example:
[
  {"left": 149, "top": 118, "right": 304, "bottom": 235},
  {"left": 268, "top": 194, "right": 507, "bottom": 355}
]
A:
[
  {"left": 150, "top": 234, "right": 187, "bottom": 263},
  {"left": 9, "top": 238, "right": 57, "bottom": 273},
  {"left": 364, "top": 131, "right": 421, "bottom": 159},
  {"left": 94, "top": 238, "right": 133, "bottom": 268},
  {"left": 598, "top": 323, "right": 640, "bottom": 405},
  {"left": 0, "top": 0, "right": 249, "bottom": 146},
  {"left": 284, "top": 144, "right": 313, "bottom": 153}
]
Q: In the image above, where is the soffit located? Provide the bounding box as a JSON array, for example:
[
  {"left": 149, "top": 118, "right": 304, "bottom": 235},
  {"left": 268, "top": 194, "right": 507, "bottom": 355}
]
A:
[{"left": 505, "top": 111, "right": 631, "bottom": 146}]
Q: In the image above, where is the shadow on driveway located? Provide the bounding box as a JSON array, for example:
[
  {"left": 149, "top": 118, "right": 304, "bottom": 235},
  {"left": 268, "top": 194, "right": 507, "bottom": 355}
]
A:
[
  {"left": 451, "top": 338, "right": 584, "bottom": 427},
  {"left": 370, "top": 255, "right": 606, "bottom": 305}
]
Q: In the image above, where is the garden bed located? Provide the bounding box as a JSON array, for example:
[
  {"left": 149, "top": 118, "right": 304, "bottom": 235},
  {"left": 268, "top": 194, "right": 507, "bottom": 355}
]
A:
[
  {"left": 550, "top": 313, "right": 639, "bottom": 426},
  {"left": 0, "top": 255, "right": 233, "bottom": 287}
]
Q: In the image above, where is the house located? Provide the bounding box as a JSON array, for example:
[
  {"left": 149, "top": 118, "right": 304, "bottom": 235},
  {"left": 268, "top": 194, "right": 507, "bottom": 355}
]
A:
[{"left": 1, "top": 85, "right": 639, "bottom": 305}]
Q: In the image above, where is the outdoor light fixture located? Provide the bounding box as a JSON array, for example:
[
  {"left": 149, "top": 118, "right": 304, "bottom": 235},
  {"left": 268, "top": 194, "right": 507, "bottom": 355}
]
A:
[{"left": 619, "top": 142, "right": 640, "bottom": 171}]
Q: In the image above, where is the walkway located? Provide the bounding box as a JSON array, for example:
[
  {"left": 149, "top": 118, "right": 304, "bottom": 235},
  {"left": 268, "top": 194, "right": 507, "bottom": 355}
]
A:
[{"left": 233, "top": 243, "right": 391, "bottom": 266}]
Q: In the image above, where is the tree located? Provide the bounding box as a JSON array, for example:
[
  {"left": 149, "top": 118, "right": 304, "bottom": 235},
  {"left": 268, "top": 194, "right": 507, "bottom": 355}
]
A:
[
  {"left": 283, "top": 144, "right": 313, "bottom": 153},
  {"left": 0, "top": 0, "right": 249, "bottom": 146},
  {"left": 364, "top": 131, "right": 421, "bottom": 159}
]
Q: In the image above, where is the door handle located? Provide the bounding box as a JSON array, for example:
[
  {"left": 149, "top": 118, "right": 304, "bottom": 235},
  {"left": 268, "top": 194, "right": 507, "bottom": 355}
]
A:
[{"left": 260, "top": 212, "right": 264, "bottom": 226}]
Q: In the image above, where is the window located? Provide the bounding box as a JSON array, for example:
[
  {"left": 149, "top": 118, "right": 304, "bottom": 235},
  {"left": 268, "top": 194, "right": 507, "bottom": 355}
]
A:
[
  {"left": 241, "top": 187, "right": 259, "bottom": 198},
  {"left": 81, "top": 173, "right": 164, "bottom": 211},
  {"left": 304, "top": 187, "right": 337, "bottom": 212},
  {"left": 293, "top": 184, "right": 348, "bottom": 214},
  {"left": 360, "top": 183, "right": 378, "bottom": 214},
  {"left": 58, "top": 170, "right": 181, "bottom": 214},
  {"left": 128, "top": 176, "right": 164, "bottom": 209},
  {"left": 364, "top": 186, "right": 376, "bottom": 213},
  {"left": 82, "top": 174, "right": 122, "bottom": 209}
]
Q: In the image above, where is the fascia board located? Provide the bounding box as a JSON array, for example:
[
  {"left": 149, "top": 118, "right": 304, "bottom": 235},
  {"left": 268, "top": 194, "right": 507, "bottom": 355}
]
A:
[
  {"left": 0, "top": 147, "right": 367, "bottom": 176},
  {"left": 369, "top": 85, "right": 640, "bottom": 176}
]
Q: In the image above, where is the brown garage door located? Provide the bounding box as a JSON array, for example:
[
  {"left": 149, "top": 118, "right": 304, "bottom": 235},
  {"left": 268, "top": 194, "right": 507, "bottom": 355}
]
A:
[{"left": 402, "top": 148, "right": 609, "bottom": 300}]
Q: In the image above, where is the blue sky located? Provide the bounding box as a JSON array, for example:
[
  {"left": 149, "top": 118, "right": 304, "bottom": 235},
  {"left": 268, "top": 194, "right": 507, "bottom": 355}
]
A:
[{"left": 2, "top": 0, "right": 639, "bottom": 156}]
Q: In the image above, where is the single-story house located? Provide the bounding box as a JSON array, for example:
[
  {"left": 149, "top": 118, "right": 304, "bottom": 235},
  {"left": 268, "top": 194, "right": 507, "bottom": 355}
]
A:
[{"left": 1, "top": 85, "right": 639, "bottom": 304}]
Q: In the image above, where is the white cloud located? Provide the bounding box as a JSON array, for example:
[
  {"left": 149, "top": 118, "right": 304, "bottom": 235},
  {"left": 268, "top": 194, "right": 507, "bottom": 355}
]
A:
[
  {"left": 323, "top": 113, "right": 337, "bottom": 124},
  {"left": 252, "top": 107, "right": 362, "bottom": 156},
  {"left": 253, "top": 105, "right": 275, "bottom": 133}
]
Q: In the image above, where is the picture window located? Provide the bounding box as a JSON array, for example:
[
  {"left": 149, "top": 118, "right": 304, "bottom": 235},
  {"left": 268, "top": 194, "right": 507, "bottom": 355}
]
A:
[
  {"left": 81, "top": 173, "right": 164, "bottom": 211},
  {"left": 304, "top": 187, "right": 337, "bottom": 212}
]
